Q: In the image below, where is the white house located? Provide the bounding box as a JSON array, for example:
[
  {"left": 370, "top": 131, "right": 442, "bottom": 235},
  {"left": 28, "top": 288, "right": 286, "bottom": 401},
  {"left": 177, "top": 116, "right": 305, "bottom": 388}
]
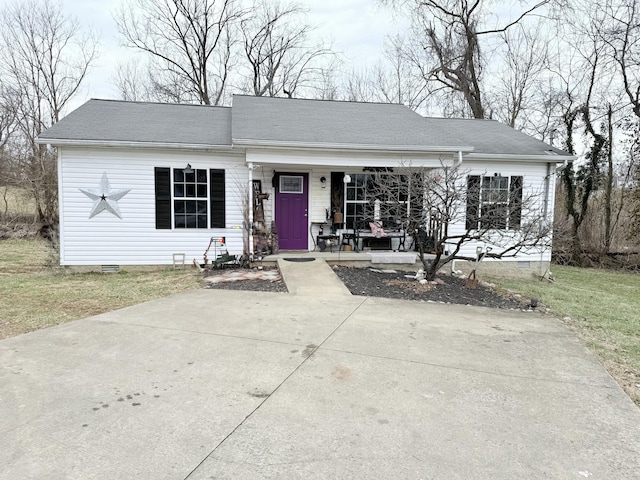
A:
[{"left": 37, "top": 95, "right": 573, "bottom": 273}]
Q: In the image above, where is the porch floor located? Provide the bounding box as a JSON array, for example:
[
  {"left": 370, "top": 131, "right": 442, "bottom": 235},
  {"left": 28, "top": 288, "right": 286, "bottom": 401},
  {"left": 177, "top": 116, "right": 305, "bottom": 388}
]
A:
[{"left": 260, "top": 249, "right": 425, "bottom": 269}]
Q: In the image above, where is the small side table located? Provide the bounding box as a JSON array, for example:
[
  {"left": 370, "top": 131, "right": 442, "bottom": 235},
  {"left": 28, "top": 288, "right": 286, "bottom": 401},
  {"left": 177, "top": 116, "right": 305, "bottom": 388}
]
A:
[
  {"left": 317, "top": 234, "right": 339, "bottom": 252},
  {"left": 340, "top": 232, "right": 357, "bottom": 251}
]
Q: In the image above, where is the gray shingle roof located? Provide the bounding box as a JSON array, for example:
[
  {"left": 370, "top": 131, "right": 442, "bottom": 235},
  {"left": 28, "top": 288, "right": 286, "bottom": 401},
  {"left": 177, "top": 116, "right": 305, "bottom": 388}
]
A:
[
  {"left": 38, "top": 99, "right": 232, "bottom": 146},
  {"left": 231, "top": 95, "right": 468, "bottom": 150},
  {"left": 232, "top": 95, "right": 568, "bottom": 156},
  {"left": 38, "top": 96, "right": 569, "bottom": 157}
]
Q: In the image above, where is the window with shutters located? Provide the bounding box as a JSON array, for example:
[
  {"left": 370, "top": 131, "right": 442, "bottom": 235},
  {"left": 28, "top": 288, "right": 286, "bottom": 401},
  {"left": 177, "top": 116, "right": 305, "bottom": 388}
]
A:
[
  {"left": 466, "top": 175, "right": 522, "bottom": 230},
  {"left": 154, "top": 167, "right": 225, "bottom": 229},
  {"left": 173, "top": 168, "right": 208, "bottom": 228}
]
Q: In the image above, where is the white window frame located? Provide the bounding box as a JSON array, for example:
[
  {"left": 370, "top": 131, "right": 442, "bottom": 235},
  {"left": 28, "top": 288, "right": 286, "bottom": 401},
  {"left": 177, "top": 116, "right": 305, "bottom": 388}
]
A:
[{"left": 173, "top": 168, "right": 209, "bottom": 229}]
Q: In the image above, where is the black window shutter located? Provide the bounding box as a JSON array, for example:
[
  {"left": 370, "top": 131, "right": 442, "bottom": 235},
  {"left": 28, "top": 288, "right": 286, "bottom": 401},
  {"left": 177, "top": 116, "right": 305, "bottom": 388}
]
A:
[
  {"left": 466, "top": 175, "right": 481, "bottom": 230},
  {"left": 509, "top": 176, "right": 523, "bottom": 230},
  {"left": 154, "top": 167, "right": 172, "bottom": 229},
  {"left": 210, "top": 169, "right": 225, "bottom": 228}
]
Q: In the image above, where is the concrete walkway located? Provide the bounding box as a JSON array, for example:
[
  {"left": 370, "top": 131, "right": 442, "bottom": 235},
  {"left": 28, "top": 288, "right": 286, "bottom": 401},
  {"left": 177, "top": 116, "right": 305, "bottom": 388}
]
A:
[
  {"left": 277, "top": 256, "right": 352, "bottom": 296},
  {"left": 1, "top": 260, "right": 639, "bottom": 479}
]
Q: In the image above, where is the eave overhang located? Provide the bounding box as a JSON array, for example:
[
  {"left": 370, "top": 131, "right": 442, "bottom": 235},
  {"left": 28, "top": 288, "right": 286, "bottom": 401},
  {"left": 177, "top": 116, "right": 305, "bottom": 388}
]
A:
[
  {"left": 232, "top": 138, "right": 475, "bottom": 155},
  {"left": 464, "top": 152, "right": 576, "bottom": 162},
  {"left": 35, "top": 138, "right": 234, "bottom": 151}
]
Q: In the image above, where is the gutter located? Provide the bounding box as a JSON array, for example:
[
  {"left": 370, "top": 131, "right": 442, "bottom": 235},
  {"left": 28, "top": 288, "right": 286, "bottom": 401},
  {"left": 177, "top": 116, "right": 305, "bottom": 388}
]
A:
[
  {"left": 465, "top": 153, "right": 575, "bottom": 162},
  {"left": 233, "top": 138, "right": 474, "bottom": 155},
  {"left": 34, "top": 138, "right": 234, "bottom": 151}
]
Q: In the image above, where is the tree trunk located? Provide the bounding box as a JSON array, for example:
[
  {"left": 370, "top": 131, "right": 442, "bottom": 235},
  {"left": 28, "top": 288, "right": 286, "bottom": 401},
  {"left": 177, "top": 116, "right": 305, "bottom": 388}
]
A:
[
  {"left": 570, "top": 219, "right": 584, "bottom": 266},
  {"left": 604, "top": 104, "right": 613, "bottom": 253}
]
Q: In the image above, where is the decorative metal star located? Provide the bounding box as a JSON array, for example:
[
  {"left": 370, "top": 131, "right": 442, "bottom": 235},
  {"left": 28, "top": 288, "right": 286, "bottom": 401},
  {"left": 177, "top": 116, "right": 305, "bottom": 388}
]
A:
[{"left": 80, "top": 172, "right": 131, "bottom": 219}]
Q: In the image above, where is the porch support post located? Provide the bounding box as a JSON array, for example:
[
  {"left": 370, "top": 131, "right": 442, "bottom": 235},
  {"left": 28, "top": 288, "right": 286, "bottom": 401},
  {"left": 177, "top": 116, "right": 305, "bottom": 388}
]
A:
[{"left": 248, "top": 162, "right": 254, "bottom": 257}]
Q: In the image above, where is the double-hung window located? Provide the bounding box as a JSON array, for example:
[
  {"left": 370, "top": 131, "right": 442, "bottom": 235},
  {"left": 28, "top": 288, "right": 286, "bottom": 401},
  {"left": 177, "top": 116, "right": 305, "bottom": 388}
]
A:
[
  {"left": 466, "top": 175, "right": 522, "bottom": 230},
  {"left": 154, "top": 167, "right": 225, "bottom": 229},
  {"left": 173, "top": 168, "right": 208, "bottom": 228}
]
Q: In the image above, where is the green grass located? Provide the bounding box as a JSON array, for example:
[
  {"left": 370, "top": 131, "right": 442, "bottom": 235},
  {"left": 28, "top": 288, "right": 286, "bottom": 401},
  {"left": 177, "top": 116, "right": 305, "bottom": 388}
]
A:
[
  {"left": 487, "top": 266, "right": 640, "bottom": 406},
  {"left": 0, "top": 238, "right": 202, "bottom": 339}
]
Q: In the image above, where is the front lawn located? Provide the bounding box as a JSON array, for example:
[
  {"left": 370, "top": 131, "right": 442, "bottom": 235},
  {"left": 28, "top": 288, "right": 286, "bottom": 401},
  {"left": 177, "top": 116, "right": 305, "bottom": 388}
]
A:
[
  {"left": 487, "top": 265, "right": 640, "bottom": 406},
  {"left": 0, "top": 238, "right": 201, "bottom": 339}
]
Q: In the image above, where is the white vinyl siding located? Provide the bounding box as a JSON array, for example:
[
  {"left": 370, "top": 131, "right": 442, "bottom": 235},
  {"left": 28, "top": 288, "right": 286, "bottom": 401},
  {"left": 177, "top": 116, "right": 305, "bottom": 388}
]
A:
[
  {"left": 57, "top": 145, "right": 556, "bottom": 264},
  {"left": 58, "top": 147, "right": 246, "bottom": 265},
  {"left": 447, "top": 161, "right": 554, "bottom": 262}
]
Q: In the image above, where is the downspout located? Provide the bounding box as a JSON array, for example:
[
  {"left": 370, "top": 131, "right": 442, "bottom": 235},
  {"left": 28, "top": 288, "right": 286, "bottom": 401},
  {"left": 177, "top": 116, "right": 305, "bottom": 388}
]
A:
[
  {"left": 451, "top": 150, "right": 463, "bottom": 274},
  {"left": 556, "top": 158, "right": 568, "bottom": 172},
  {"left": 541, "top": 162, "right": 552, "bottom": 278},
  {"left": 248, "top": 162, "right": 254, "bottom": 258},
  {"left": 543, "top": 163, "right": 551, "bottom": 220}
]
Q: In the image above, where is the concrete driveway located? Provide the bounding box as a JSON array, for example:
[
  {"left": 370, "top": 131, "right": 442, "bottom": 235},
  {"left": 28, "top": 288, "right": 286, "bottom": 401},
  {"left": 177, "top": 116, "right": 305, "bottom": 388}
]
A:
[{"left": 1, "top": 262, "right": 640, "bottom": 479}]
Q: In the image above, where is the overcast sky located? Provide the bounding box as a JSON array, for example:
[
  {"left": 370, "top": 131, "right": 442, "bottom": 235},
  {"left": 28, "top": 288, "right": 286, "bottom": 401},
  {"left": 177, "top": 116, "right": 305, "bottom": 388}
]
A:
[{"left": 0, "top": 0, "right": 404, "bottom": 106}]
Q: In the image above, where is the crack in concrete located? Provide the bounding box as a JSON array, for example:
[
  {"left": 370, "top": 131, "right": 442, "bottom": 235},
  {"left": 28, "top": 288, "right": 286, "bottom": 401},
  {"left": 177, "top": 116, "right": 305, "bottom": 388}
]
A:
[
  {"left": 182, "top": 296, "right": 370, "bottom": 480},
  {"left": 319, "top": 346, "right": 617, "bottom": 389}
]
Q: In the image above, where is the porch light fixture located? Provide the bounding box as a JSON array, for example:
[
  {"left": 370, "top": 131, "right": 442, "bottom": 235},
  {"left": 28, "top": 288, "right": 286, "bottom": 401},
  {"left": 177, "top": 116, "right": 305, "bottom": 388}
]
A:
[
  {"left": 184, "top": 163, "right": 194, "bottom": 174},
  {"left": 320, "top": 176, "right": 327, "bottom": 188},
  {"left": 343, "top": 174, "right": 351, "bottom": 184}
]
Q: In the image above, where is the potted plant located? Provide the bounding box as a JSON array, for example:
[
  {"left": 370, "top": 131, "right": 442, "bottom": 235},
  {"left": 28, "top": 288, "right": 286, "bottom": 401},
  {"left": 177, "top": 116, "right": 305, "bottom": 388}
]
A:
[{"left": 333, "top": 207, "right": 343, "bottom": 224}]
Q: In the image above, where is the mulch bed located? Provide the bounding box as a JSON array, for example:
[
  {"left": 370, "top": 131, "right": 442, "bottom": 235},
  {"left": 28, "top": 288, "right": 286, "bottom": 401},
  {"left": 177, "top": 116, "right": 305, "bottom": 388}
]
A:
[
  {"left": 332, "top": 266, "right": 528, "bottom": 309},
  {"left": 203, "top": 265, "right": 530, "bottom": 310}
]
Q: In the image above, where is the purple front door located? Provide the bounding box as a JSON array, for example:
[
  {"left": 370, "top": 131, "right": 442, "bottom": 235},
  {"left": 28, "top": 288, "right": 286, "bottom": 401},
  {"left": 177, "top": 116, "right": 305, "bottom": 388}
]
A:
[{"left": 275, "top": 173, "right": 309, "bottom": 250}]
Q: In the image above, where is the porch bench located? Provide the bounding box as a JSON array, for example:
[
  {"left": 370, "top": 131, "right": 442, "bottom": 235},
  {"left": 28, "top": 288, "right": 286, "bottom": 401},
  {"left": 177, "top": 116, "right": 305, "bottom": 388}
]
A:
[{"left": 354, "top": 219, "right": 406, "bottom": 251}]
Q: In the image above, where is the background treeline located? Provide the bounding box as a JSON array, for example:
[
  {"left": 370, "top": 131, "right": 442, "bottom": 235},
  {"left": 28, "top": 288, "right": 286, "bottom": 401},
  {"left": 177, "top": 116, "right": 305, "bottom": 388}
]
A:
[{"left": 1, "top": 0, "right": 639, "bottom": 268}]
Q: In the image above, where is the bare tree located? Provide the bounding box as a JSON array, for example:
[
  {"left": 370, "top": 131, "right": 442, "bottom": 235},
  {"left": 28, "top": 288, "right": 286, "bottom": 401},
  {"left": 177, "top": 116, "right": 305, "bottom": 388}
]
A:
[
  {"left": 0, "top": 0, "right": 98, "bottom": 226},
  {"left": 626, "top": 121, "right": 640, "bottom": 240},
  {"left": 342, "top": 67, "right": 379, "bottom": 103},
  {"left": 603, "top": 0, "right": 640, "bottom": 118},
  {"left": 112, "top": 59, "right": 153, "bottom": 102},
  {"left": 547, "top": 0, "right": 633, "bottom": 263},
  {"left": 598, "top": 0, "right": 640, "bottom": 250},
  {"left": 0, "top": 82, "right": 17, "bottom": 154},
  {"left": 115, "top": 0, "right": 243, "bottom": 105},
  {"left": 488, "top": 22, "right": 550, "bottom": 130},
  {"left": 340, "top": 36, "right": 429, "bottom": 110},
  {"left": 385, "top": 0, "right": 550, "bottom": 119},
  {"left": 239, "top": 0, "right": 336, "bottom": 98},
  {"left": 314, "top": 68, "right": 341, "bottom": 101},
  {"left": 372, "top": 35, "right": 429, "bottom": 110},
  {"left": 361, "top": 163, "right": 551, "bottom": 280}
]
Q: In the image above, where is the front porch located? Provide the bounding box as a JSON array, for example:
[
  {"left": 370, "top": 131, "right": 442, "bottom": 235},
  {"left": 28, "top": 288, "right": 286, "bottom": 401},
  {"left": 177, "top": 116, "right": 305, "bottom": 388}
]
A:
[{"left": 258, "top": 249, "right": 424, "bottom": 270}]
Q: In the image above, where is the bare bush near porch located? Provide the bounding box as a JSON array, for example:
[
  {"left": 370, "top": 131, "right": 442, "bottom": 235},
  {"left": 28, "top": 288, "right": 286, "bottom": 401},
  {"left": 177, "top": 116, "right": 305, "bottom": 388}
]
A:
[{"left": 365, "top": 164, "right": 552, "bottom": 280}]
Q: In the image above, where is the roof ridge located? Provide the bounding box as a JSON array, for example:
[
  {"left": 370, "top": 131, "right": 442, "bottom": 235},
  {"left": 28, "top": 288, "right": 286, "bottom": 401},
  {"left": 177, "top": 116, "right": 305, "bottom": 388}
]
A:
[
  {"left": 421, "top": 115, "right": 497, "bottom": 122},
  {"left": 89, "top": 98, "right": 231, "bottom": 109},
  {"left": 232, "top": 94, "right": 410, "bottom": 109}
]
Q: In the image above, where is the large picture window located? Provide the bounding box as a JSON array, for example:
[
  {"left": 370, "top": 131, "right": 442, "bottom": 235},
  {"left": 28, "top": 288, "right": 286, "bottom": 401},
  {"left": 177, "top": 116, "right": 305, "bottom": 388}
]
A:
[
  {"left": 466, "top": 175, "right": 522, "bottom": 230},
  {"left": 343, "top": 172, "right": 422, "bottom": 229},
  {"left": 154, "top": 167, "right": 225, "bottom": 229}
]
